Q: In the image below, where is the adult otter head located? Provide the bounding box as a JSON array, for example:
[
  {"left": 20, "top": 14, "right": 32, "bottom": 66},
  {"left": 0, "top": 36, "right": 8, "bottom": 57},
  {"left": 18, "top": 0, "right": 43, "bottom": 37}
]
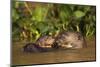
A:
[
  {"left": 35, "top": 35, "right": 55, "bottom": 48},
  {"left": 54, "top": 31, "right": 87, "bottom": 49}
]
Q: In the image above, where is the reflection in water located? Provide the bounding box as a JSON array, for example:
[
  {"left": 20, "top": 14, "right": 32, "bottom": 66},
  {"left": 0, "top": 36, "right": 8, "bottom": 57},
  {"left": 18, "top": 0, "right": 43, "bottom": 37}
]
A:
[{"left": 12, "top": 38, "right": 96, "bottom": 65}]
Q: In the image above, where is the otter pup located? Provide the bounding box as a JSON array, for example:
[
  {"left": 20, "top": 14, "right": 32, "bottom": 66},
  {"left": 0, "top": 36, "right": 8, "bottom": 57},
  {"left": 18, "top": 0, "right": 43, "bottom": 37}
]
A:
[{"left": 54, "top": 31, "right": 87, "bottom": 49}]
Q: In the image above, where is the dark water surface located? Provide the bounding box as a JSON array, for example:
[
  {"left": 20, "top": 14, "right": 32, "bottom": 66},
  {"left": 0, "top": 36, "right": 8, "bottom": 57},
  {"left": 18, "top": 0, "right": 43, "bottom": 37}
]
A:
[{"left": 12, "top": 38, "right": 96, "bottom": 65}]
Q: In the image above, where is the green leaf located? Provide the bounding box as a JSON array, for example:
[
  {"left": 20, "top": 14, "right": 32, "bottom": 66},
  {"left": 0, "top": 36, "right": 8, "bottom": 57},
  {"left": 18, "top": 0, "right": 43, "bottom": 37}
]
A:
[
  {"left": 74, "top": 10, "right": 85, "bottom": 18},
  {"left": 93, "top": 16, "right": 96, "bottom": 21},
  {"left": 32, "top": 6, "right": 48, "bottom": 22},
  {"left": 12, "top": 9, "right": 19, "bottom": 22}
]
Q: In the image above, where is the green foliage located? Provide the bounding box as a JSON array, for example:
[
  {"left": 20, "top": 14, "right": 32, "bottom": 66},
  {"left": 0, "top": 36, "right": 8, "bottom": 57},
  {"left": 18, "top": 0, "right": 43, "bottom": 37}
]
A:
[
  {"left": 12, "top": 1, "right": 96, "bottom": 41},
  {"left": 74, "top": 10, "right": 85, "bottom": 18}
]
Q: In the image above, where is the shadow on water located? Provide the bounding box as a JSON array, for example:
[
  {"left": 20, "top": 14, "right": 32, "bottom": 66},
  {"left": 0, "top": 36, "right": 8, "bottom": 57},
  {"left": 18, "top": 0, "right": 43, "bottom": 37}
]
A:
[{"left": 11, "top": 38, "right": 96, "bottom": 65}]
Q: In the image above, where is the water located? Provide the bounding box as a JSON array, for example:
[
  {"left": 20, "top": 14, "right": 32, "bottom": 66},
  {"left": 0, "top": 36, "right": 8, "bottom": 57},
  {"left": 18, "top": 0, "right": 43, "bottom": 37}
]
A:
[{"left": 12, "top": 38, "right": 96, "bottom": 65}]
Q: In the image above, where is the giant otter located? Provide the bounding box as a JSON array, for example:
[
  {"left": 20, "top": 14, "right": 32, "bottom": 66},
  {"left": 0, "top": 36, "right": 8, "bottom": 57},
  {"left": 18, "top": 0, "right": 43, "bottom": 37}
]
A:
[{"left": 54, "top": 31, "right": 87, "bottom": 49}]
